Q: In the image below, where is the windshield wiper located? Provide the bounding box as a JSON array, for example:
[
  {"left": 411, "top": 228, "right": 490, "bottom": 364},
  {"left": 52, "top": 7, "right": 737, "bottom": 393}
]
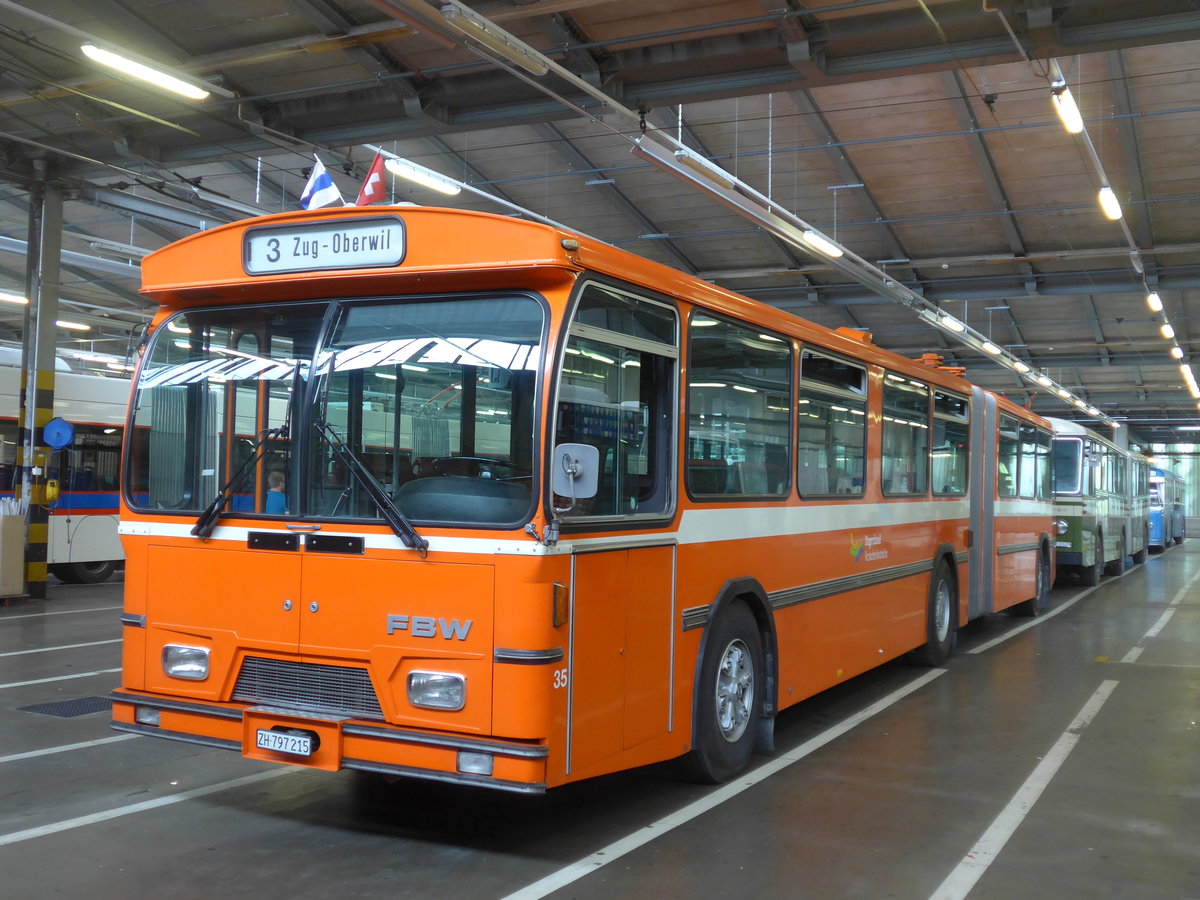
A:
[
  {"left": 192, "top": 425, "right": 284, "bottom": 540},
  {"left": 315, "top": 419, "right": 429, "bottom": 558}
]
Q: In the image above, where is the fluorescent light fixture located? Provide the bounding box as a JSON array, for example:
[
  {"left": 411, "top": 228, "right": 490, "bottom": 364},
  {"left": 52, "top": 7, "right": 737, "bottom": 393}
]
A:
[
  {"left": 691, "top": 382, "right": 727, "bottom": 388},
  {"left": 1036, "top": 374, "right": 1053, "bottom": 387},
  {"left": 87, "top": 238, "right": 150, "bottom": 260},
  {"left": 1056, "top": 388, "right": 1071, "bottom": 399},
  {"left": 1171, "top": 346, "right": 1184, "bottom": 359},
  {"left": 981, "top": 341, "right": 1002, "bottom": 356},
  {"left": 1087, "top": 407, "right": 1100, "bottom": 416},
  {"left": 673, "top": 150, "right": 736, "bottom": 190},
  {"left": 1161, "top": 323, "right": 1175, "bottom": 340},
  {"left": 801, "top": 230, "right": 844, "bottom": 259},
  {"left": 1146, "top": 292, "right": 1163, "bottom": 312},
  {"left": 1073, "top": 398, "right": 1087, "bottom": 409},
  {"left": 1098, "top": 186, "right": 1123, "bottom": 220},
  {"left": 0, "top": 290, "right": 28, "bottom": 305},
  {"left": 1051, "top": 84, "right": 1084, "bottom": 134},
  {"left": 55, "top": 320, "right": 89, "bottom": 331},
  {"left": 732, "top": 385, "right": 758, "bottom": 393},
  {"left": 1013, "top": 360, "right": 1031, "bottom": 374},
  {"left": 384, "top": 158, "right": 461, "bottom": 196},
  {"left": 938, "top": 315, "right": 966, "bottom": 333},
  {"left": 81, "top": 43, "right": 211, "bottom": 100},
  {"left": 439, "top": 3, "right": 549, "bottom": 76}
]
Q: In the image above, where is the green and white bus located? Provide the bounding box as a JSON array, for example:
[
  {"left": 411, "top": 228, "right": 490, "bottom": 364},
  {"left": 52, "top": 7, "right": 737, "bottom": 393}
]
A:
[{"left": 1048, "top": 417, "right": 1150, "bottom": 585}]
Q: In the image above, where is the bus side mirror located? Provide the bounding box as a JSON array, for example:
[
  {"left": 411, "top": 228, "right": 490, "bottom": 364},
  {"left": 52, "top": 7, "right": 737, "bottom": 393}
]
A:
[{"left": 552, "top": 443, "right": 599, "bottom": 501}]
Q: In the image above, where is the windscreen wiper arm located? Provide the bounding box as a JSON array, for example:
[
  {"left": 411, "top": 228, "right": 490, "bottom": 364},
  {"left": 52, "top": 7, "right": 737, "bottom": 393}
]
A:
[
  {"left": 191, "top": 425, "right": 284, "bottom": 540},
  {"left": 315, "top": 419, "right": 429, "bottom": 557}
]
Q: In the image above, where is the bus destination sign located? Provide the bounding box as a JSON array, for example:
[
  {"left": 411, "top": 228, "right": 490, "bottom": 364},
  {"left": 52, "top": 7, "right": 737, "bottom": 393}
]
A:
[{"left": 244, "top": 216, "right": 406, "bottom": 275}]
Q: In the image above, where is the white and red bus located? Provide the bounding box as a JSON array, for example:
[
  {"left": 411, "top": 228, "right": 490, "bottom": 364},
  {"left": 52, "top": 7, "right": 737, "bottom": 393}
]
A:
[
  {"left": 111, "top": 206, "right": 1054, "bottom": 792},
  {"left": 1, "top": 365, "right": 126, "bottom": 583}
]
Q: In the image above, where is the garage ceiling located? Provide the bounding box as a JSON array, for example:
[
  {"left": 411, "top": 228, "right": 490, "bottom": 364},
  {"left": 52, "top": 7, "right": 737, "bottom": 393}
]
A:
[{"left": 1, "top": 0, "right": 1199, "bottom": 438}]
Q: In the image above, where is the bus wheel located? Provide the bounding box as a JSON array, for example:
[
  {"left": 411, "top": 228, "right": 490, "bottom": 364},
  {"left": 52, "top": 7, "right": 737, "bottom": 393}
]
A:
[
  {"left": 1106, "top": 533, "right": 1127, "bottom": 576},
  {"left": 51, "top": 561, "right": 116, "bottom": 584},
  {"left": 683, "top": 602, "right": 762, "bottom": 784},
  {"left": 1132, "top": 529, "right": 1148, "bottom": 566},
  {"left": 1015, "top": 549, "right": 1051, "bottom": 617},
  {"left": 908, "top": 558, "right": 956, "bottom": 666},
  {"left": 1081, "top": 532, "right": 1103, "bottom": 586}
]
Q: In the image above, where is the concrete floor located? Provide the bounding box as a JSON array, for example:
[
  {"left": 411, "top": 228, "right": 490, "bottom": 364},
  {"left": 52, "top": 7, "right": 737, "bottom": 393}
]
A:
[{"left": 2, "top": 548, "right": 1198, "bottom": 899}]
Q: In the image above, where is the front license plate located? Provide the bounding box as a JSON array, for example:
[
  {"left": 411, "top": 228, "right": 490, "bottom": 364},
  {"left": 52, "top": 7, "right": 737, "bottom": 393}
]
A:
[{"left": 255, "top": 728, "right": 313, "bottom": 757}]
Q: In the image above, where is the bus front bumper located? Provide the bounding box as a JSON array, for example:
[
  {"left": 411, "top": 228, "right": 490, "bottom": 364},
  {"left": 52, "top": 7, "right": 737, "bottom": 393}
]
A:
[{"left": 110, "top": 689, "right": 548, "bottom": 794}]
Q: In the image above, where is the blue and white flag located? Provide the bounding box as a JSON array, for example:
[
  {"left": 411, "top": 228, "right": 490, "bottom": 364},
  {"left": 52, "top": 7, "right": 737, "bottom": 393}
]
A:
[{"left": 300, "top": 155, "right": 343, "bottom": 209}]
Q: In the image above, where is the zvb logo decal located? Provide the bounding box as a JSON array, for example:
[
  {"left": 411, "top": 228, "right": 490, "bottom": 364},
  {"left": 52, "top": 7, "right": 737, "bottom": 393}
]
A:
[
  {"left": 850, "top": 533, "right": 864, "bottom": 562},
  {"left": 386, "top": 615, "right": 473, "bottom": 640}
]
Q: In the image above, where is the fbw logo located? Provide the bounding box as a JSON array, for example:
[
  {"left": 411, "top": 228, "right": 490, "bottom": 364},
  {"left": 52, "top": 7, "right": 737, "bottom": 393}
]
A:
[{"left": 386, "top": 615, "right": 473, "bottom": 640}]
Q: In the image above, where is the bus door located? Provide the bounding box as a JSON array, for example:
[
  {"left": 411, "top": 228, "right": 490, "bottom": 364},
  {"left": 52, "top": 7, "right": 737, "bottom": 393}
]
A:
[
  {"left": 967, "top": 386, "right": 997, "bottom": 618},
  {"left": 568, "top": 543, "right": 675, "bottom": 774},
  {"left": 553, "top": 283, "right": 679, "bottom": 776}
]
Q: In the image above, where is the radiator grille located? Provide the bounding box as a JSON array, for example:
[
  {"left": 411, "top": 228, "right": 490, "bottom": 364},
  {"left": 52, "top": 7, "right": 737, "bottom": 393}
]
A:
[{"left": 232, "top": 656, "right": 384, "bottom": 720}]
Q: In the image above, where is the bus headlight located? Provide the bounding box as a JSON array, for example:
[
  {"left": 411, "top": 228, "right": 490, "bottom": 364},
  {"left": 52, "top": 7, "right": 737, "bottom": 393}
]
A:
[
  {"left": 1053, "top": 519, "right": 1068, "bottom": 536},
  {"left": 407, "top": 671, "right": 465, "bottom": 710},
  {"left": 162, "top": 644, "right": 210, "bottom": 680}
]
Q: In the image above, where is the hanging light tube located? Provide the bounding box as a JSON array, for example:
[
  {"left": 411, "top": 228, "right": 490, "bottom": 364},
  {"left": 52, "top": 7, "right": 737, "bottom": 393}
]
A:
[
  {"left": 439, "top": 2, "right": 549, "bottom": 76},
  {"left": 980, "top": 341, "right": 1002, "bottom": 356},
  {"left": 1097, "top": 186, "right": 1123, "bottom": 221},
  {"left": 1161, "top": 323, "right": 1175, "bottom": 340},
  {"left": 0, "top": 290, "right": 28, "bottom": 305},
  {"left": 1146, "top": 291, "right": 1163, "bottom": 312},
  {"left": 81, "top": 43, "right": 212, "bottom": 100},
  {"left": 1171, "top": 346, "right": 1184, "bottom": 360},
  {"left": 1035, "top": 374, "right": 1053, "bottom": 387},
  {"left": 672, "top": 150, "right": 737, "bottom": 190},
  {"left": 801, "top": 230, "right": 845, "bottom": 259},
  {"left": 938, "top": 315, "right": 966, "bottom": 333},
  {"left": 384, "top": 158, "right": 462, "bottom": 196},
  {"left": 1050, "top": 83, "right": 1084, "bottom": 134}
]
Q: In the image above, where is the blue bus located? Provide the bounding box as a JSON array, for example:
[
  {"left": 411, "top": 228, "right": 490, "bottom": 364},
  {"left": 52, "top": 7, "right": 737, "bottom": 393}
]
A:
[{"left": 1148, "top": 466, "right": 1186, "bottom": 551}]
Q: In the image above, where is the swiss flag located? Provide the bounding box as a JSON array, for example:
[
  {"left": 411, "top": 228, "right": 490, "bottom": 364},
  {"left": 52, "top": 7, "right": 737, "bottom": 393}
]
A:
[{"left": 355, "top": 153, "right": 387, "bottom": 206}]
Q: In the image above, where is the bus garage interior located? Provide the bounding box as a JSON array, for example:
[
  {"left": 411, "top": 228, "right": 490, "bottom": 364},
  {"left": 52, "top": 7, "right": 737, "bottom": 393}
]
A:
[{"left": 2, "top": 2, "right": 1200, "bottom": 898}]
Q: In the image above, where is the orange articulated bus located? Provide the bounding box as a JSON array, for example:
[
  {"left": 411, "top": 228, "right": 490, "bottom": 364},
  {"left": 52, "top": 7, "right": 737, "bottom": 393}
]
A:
[{"left": 111, "top": 206, "right": 1055, "bottom": 793}]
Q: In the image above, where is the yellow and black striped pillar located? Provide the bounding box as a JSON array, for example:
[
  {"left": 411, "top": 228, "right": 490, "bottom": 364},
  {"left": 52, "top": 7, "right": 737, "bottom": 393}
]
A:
[
  {"left": 16, "top": 369, "right": 54, "bottom": 599},
  {"left": 19, "top": 173, "right": 62, "bottom": 601}
]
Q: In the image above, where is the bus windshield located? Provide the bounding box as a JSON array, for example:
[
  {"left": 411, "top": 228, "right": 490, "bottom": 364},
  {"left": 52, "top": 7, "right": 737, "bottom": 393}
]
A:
[
  {"left": 127, "top": 294, "right": 544, "bottom": 527},
  {"left": 1052, "top": 436, "right": 1083, "bottom": 495}
]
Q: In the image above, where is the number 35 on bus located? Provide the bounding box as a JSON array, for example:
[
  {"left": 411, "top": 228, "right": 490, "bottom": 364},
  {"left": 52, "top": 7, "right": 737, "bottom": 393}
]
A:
[{"left": 111, "top": 206, "right": 1056, "bottom": 793}]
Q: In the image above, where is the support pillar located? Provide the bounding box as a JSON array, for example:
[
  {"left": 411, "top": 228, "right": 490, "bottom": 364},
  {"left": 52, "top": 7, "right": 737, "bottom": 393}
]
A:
[{"left": 18, "top": 168, "right": 62, "bottom": 600}]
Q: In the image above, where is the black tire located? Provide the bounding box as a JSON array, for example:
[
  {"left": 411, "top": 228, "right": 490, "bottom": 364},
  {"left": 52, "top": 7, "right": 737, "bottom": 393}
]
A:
[
  {"left": 683, "top": 601, "right": 763, "bottom": 784},
  {"left": 1106, "top": 532, "right": 1127, "bottom": 576},
  {"left": 51, "top": 560, "right": 117, "bottom": 584},
  {"left": 1081, "top": 532, "right": 1103, "bottom": 587},
  {"left": 908, "top": 558, "right": 957, "bottom": 666},
  {"left": 1132, "top": 529, "right": 1147, "bottom": 566},
  {"left": 1015, "top": 549, "right": 1052, "bottom": 617}
]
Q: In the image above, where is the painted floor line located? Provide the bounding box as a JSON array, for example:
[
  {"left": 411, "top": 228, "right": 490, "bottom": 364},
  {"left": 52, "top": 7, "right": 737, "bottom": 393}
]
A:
[
  {"left": 0, "top": 605, "right": 122, "bottom": 622},
  {"left": 0, "top": 668, "right": 120, "bottom": 690},
  {"left": 0, "top": 769, "right": 293, "bottom": 847},
  {"left": 501, "top": 668, "right": 947, "bottom": 900},
  {"left": 0, "top": 638, "right": 122, "bottom": 658},
  {"left": 0, "top": 734, "right": 136, "bottom": 765},
  {"left": 928, "top": 679, "right": 1119, "bottom": 900},
  {"left": 1121, "top": 564, "right": 1200, "bottom": 662}
]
